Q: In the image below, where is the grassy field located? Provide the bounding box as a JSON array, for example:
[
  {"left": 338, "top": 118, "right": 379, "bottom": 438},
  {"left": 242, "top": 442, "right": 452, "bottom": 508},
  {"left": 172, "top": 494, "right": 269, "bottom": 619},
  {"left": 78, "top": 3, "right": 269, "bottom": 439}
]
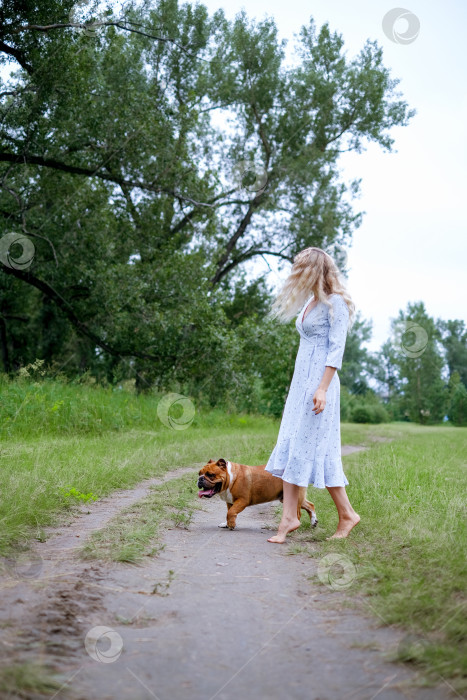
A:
[
  {"left": 1, "top": 378, "right": 466, "bottom": 691},
  {"left": 295, "top": 422, "right": 467, "bottom": 692}
]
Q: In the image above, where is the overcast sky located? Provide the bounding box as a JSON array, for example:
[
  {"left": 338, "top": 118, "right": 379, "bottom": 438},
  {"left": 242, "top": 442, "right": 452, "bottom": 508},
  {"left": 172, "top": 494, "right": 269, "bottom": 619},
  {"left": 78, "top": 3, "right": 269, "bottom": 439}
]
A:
[{"left": 201, "top": 0, "right": 467, "bottom": 351}]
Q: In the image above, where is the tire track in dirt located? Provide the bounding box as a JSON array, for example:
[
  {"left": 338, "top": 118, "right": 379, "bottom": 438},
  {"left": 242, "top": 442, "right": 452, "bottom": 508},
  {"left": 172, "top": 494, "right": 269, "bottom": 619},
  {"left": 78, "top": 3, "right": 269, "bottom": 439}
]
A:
[{"left": 0, "top": 464, "right": 200, "bottom": 695}]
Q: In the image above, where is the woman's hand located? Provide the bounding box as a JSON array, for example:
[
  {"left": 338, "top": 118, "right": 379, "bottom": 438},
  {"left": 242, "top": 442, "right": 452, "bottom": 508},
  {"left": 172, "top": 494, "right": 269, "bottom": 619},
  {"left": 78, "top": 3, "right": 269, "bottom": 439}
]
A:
[{"left": 312, "top": 388, "right": 327, "bottom": 415}]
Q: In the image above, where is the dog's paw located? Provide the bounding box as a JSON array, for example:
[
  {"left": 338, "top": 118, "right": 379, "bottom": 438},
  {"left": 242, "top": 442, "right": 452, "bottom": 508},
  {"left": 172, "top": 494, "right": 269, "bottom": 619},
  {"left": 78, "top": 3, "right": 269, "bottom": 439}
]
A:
[
  {"left": 311, "top": 513, "right": 318, "bottom": 528},
  {"left": 218, "top": 521, "right": 228, "bottom": 528}
]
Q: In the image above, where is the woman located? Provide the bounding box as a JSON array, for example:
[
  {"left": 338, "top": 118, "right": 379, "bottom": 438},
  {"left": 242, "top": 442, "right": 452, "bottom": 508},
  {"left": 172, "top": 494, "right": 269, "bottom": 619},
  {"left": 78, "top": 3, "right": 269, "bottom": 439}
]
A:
[{"left": 264, "top": 247, "right": 360, "bottom": 544}]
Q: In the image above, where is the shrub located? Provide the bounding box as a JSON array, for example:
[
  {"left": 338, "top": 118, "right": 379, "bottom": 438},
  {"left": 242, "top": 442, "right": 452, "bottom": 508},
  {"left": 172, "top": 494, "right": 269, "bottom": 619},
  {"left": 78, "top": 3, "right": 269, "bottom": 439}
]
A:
[
  {"left": 350, "top": 403, "right": 389, "bottom": 424},
  {"left": 369, "top": 404, "right": 390, "bottom": 424},
  {"left": 351, "top": 405, "right": 372, "bottom": 423}
]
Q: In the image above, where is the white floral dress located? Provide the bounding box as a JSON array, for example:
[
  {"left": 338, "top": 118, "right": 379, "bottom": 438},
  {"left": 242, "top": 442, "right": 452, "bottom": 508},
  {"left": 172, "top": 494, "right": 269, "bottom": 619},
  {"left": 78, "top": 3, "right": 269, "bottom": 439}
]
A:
[{"left": 265, "top": 293, "right": 350, "bottom": 488}]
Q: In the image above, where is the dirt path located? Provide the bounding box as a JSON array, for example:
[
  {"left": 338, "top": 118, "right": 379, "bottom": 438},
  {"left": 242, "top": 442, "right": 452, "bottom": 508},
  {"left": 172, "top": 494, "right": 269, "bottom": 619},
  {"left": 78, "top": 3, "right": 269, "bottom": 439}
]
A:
[{"left": 0, "top": 450, "right": 452, "bottom": 700}]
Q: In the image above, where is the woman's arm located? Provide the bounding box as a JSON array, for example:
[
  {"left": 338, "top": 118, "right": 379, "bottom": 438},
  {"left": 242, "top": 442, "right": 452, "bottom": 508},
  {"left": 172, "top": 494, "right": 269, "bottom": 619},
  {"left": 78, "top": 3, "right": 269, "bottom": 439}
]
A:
[
  {"left": 312, "top": 367, "right": 337, "bottom": 414},
  {"left": 312, "top": 295, "right": 349, "bottom": 415}
]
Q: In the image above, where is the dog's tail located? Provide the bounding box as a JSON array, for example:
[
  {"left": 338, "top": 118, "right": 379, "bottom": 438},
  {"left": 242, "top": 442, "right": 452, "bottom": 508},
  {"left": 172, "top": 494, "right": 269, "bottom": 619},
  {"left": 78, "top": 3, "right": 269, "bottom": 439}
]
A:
[
  {"left": 279, "top": 486, "right": 318, "bottom": 528},
  {"left": 297, "top": 486, "right": 318, "bottom": 528}
]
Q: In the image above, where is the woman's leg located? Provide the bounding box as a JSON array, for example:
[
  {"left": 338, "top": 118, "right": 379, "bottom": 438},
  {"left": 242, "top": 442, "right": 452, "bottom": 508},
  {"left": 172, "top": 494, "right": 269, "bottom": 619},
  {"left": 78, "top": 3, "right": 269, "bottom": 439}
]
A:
[
  {"left": 326, "top": 486, "right": 360, "bottom": 538},
  {"left": 267, "top": 480, "right": 301, "bottom": 544}
]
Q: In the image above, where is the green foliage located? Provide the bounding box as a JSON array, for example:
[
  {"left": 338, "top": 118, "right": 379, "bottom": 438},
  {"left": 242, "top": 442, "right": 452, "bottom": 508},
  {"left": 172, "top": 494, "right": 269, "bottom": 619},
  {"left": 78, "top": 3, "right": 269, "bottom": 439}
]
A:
[
  {"left": 387, "top": 303, "right": 447, "bottom": 424},
  {"left": 0, "top": 370, "right": 274, "bottom": 439},
  {"left": 438, "top": 320, "right": 467, "bottom": 386},
  {"left": 61, "top": 487, "right": 97, "bottom": 503},
  {"left": 349, "top": 405, "right": 371, "bottom": 423},
  {"left": 350, "top": 404, "right": 388, "bottom": 424},
  {"left": 340, "top": 386, "right": 390, "bottom": 424},
  {"left": 0, "top": 1, "right": 413, "bottom": 390},
  {"left": 339, "top": 312, "right": 377, "bottom": 393}
]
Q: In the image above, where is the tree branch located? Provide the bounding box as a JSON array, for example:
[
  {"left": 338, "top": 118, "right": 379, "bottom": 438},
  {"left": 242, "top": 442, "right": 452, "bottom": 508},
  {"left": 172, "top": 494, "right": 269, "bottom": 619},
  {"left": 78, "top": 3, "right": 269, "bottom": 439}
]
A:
[
  {"left": 209, "top": 191, "right": 266, "bottom": 286},
  {"left": 211, "top": 247, "right": 292, "bottom": 285},
  {"left": 0, "top": 40, "right": 33, "bottom": 74},
  {"left": 5, "top": 22, "right": 199, "bottom": 57},
  {"left": 251, "top": 102, "right": 271, "bottom": 161},
  {"left": 168, "top": 189, "right": 250, "bottom": 236},
  {"left": 0, "top": 151, "right": 214, "bottom": 207},
  {"left": 0, "top": 265, "right": 175, "bottom": 363}
]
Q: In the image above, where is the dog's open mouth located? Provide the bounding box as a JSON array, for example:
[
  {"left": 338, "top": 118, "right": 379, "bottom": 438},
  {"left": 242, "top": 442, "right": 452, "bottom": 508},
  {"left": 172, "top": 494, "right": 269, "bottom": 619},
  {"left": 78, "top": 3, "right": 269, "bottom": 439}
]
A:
[{"left": 198, "top": 482, "right": 221, "bottom": 498}]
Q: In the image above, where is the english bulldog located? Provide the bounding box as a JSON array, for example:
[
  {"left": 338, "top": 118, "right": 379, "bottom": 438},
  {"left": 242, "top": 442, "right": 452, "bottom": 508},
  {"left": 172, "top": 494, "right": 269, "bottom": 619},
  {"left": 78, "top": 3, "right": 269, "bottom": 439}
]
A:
[{"left": 197, "top": 458, "right": 318, "bottom": 530}]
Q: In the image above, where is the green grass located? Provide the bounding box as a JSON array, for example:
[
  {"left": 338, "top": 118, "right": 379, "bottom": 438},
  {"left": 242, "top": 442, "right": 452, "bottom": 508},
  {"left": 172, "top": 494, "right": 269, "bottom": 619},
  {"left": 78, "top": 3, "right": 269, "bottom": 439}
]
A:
[
  {"left": 1, "top": 377, "right": 466, "bottom": 691},
  {"left": 0, "top": 372, "right": 270, "bottom": 439},
  {"left": 291, "top": 422, "right": 467, "bottom": 693},
  {"left": 0, "top": 377, "right": 279, "bottom": 554},
  {"left": 340, "top": 421, "right": 407, "bottom": 445},
  {"left": 0, "top": 662, "right": 62, "bottom": 698}
]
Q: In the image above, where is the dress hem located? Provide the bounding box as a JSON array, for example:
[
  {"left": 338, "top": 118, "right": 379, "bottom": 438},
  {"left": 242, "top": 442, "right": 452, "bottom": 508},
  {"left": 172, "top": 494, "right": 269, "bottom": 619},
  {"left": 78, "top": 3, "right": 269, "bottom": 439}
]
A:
[
  {"left": 267, "top": 471, "right": 349, "bottom": 489},
  {"left": 265, "top": 436, "right": 349, "bottom": 489}
]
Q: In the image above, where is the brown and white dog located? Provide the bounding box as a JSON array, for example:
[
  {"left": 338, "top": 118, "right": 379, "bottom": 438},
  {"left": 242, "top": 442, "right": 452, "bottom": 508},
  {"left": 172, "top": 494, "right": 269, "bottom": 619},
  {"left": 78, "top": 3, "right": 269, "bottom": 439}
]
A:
[{"left": 197, "top": 458, "right": 318, "bottom": 530}]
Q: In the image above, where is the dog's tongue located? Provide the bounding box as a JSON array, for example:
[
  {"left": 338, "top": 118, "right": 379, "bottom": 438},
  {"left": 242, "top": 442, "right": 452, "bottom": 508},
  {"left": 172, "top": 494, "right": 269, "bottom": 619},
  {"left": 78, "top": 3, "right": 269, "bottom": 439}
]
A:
[{"left": 198, "top": 488, "right": 215, "bottom": 498}]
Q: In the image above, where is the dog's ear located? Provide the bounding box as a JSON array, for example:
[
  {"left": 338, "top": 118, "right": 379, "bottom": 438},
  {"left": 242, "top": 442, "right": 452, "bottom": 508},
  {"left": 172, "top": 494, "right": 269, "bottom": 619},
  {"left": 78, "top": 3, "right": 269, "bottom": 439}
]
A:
[
  {"left": 208, "top": 458, "right": 215, "bottom": 463},
  {"left": 217, "top": 458, "right": 227, "bottom": 469}
]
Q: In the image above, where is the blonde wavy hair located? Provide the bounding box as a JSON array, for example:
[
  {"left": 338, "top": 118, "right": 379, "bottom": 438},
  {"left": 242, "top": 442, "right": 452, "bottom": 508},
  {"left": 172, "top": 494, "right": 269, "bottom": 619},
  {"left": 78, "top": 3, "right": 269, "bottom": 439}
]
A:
[{"left": 267, "top": 247, "right": 355, "bottom": 329}]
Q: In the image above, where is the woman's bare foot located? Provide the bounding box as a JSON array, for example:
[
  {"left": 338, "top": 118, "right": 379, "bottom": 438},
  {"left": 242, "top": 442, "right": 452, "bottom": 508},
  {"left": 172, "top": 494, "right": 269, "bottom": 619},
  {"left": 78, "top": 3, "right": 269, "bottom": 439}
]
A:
[
  {"left": 326, "top": 513, "right": 360, "bottom": 540},
  {"left": 267, "top": 516, "right": 301, "bottom": 544}
]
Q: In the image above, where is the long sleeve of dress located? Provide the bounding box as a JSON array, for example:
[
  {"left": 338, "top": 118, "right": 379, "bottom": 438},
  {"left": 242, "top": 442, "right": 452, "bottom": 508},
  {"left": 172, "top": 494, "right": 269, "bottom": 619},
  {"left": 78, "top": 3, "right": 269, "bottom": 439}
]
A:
[{"left": 324, "top": 294, "right": 349, "bottom": 370}]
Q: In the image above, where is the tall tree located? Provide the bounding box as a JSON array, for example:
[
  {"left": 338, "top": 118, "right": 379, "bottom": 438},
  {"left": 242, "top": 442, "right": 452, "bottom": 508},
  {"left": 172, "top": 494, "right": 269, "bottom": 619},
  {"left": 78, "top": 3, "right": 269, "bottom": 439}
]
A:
[
  {"left": 389, "top": 303, "right": 446, "bottom": 424},
  {"left": 374, "top": 339, "right": 400, "bottom": 403},
  {"left": 447, "top": 372, "right": 467, "bottom": 427},
  {"left": 438, "top": 319, "right": 467, "bottom": 386},
  {"left": 339, "top": 312, "right": 377, "bottom": 394},
  {"left": 0, "top": 0, "right": 414, "bottom": 391}
]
